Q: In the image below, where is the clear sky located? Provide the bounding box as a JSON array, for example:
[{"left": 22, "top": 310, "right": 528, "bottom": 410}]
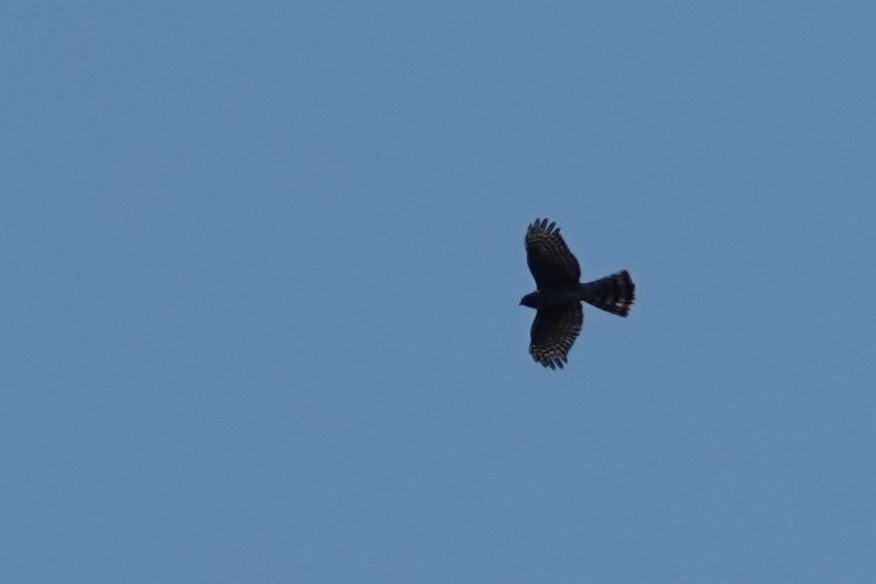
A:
[{"left": 3, "top": 2, "right": 875, "bottom": 582}]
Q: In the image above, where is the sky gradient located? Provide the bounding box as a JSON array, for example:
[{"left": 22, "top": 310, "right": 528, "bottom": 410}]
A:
[{"left": 3, "top": 2, "right": 875, "bottom": 582}]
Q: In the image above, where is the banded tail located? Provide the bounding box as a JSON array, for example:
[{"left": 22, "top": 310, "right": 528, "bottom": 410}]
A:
[{"left": 581, "top": 270, "right": 635, "bottom": 317}]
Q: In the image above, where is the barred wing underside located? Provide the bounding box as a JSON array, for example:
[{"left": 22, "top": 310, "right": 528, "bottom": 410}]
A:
[
  {"left": 529, "top": 304, "right": 583, "bottom": 369},
  {"left": 525, "top": 218, "right": 581, "bottom": 291}
]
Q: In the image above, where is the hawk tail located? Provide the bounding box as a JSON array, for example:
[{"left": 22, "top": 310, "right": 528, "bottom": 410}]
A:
[{"left": 581, "top": 270, "right": 635, "bottom": 317}]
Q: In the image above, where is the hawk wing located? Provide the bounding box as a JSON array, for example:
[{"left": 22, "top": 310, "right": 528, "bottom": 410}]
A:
[
  {"left": 525, "top": 218, "right": 581, "bottom": 290},
  {"left": 529, "top": 304, "right": 583, "bottom": 369}
]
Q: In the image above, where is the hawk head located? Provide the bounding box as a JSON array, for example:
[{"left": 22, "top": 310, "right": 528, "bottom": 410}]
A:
[{"left": 519, "top": 291, "right": 541, "bottom": 309}]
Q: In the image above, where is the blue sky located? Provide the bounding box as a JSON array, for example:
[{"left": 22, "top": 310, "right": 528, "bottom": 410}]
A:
[{"left": 3, "top": 1, "right": 875, "bottom": 582}]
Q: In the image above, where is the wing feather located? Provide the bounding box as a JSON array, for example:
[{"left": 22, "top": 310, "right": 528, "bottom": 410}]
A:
[
  {"left": 525, "top": 218, "right": 581, "bottom": 290},
  {"left": 529, "top": 304, "right": 584, "bottom": 369}
]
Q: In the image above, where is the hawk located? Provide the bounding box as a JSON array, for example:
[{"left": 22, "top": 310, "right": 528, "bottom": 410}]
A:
[{"left": 520, "top": 218, "right": 635, "bottom": 369}]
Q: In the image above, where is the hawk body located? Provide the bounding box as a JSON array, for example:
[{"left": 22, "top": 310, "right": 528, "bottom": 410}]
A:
[{"left": 521, "top": 218, "right": 635, "bottom": 369}]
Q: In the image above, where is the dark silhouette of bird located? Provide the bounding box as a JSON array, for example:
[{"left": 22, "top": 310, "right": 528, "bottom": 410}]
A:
[{"left": 520, "top": 218, "right": 635, "bottom": 369}]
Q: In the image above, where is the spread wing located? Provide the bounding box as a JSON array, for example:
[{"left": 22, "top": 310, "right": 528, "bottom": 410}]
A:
[
  {"left": 529, "top": 304, "right": 583, "bottom": 369},
  {"left": 525, "top": 218, "right": 580, "bottom": 291}
]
